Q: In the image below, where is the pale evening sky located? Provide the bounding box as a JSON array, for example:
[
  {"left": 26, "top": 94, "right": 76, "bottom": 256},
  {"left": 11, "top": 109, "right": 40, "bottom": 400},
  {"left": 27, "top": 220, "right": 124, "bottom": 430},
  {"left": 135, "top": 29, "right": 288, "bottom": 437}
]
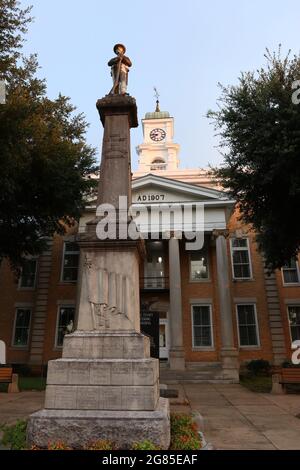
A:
[{"left": 20, "top": 0, "right": 300, "bottom": 170}]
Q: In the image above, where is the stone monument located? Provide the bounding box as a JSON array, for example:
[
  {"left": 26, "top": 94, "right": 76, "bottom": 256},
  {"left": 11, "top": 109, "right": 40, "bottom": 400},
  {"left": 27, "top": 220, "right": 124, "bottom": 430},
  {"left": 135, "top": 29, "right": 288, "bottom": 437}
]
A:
[{"left": 27, "top": 45, "right": 170, "bottom": 450}]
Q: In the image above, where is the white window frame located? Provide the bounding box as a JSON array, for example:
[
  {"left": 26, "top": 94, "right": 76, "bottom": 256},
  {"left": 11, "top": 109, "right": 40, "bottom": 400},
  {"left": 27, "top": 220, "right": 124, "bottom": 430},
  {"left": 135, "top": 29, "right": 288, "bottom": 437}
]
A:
[
  {"left": 191, "top": 304, "right": 214, "bottom": 350},
  {"left": 189, "top": 246, "right": 210, "bottom": 283},
  {"left": 54, "top": 304, "right": 75, "bottom": 349},
  {"left": 281, "top": 260, "right": 300, "bottom": 286},
  {"left": 230, "top": 238, "right": 253, "bottom": 280},
  {"left": 18, "top": 258, "right": 38, "bottom": 290},
  {"left": 236, "top": 303, "right": 260, "bottom": 348},
  {"left": 60, "top": 241, "right": 80, "bottom": 283},
  {"left": 12, "top": 307, "right": 32, "bottom": 348},
  {"left": 287, "top": 305, "right": 300, "bottom": 344}
]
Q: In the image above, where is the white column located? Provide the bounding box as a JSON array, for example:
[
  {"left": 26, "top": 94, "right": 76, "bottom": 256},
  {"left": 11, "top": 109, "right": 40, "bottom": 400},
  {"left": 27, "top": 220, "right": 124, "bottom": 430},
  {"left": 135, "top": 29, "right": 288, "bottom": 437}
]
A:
[
  {"left": 168, "top": 237, "right": 185, "bottom": 370},
  {"left": 214, "top": 230, "right": 239, "bottom": 382}
]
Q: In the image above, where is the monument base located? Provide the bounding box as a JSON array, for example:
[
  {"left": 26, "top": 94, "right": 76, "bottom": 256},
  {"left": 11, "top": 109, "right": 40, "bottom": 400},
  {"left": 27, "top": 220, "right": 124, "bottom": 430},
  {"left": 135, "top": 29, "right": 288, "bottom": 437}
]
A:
[{"left": 27, "top": 398, "right": 170, "bottom": 450}]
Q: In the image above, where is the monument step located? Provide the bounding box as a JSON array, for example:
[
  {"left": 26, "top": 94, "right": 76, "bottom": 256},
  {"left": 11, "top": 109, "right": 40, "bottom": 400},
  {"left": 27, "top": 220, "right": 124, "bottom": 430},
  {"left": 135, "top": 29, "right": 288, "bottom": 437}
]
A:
[
  {"left": 45, "top": 382, "right": 159, "bottom": 411},
  {"left": 63, "top": 330, "right": 150, "bottom": 360},
  {"left": 47, "top": 357, "right": 159, "bottom": 387},
  {"left": 27, "top": 398, "right": 170, "bottom": 450}
]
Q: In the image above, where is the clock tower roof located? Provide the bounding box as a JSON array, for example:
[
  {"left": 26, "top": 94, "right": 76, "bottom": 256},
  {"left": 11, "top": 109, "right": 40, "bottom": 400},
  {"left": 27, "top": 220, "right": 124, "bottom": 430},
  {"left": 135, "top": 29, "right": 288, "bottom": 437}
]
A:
[{"left": 144, "top": 110, "right": 170, "bottom": 119}]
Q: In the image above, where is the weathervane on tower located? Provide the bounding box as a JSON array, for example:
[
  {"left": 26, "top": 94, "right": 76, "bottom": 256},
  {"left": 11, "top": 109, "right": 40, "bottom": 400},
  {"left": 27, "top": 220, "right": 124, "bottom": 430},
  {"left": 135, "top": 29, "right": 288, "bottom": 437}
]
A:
[{"left": 154, "top": 86, "right": 160, "bottom": 112}]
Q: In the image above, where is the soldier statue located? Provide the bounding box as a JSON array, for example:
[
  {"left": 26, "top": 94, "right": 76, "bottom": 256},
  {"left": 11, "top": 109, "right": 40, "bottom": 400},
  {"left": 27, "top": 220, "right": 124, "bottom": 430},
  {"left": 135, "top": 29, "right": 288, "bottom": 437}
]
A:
[{"left": 108, "top": 43, "right": 132, "bottom": 95}]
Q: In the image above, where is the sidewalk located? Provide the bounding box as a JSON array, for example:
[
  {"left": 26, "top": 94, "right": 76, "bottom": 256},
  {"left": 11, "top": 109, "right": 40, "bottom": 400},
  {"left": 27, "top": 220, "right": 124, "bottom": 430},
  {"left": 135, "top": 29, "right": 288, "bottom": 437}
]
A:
[
  {"left": 0, "top": 391, "right": 44, "bottom": 426},
  {"left": 0, "top": 384, "right": 300, "bottom": 450},
  {"left": 170, "top": 383, "right": 300, "bottom": 450}
]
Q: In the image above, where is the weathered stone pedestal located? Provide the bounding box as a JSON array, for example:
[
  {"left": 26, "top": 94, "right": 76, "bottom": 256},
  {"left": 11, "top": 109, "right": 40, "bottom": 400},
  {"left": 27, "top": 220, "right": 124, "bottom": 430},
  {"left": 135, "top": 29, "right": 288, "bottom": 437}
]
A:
[
  {"left": 28, "top": 331, "right": 170, "bottom": 448},
  {"left": 27, "top": 93, "right": 170, "bottom": 449}
]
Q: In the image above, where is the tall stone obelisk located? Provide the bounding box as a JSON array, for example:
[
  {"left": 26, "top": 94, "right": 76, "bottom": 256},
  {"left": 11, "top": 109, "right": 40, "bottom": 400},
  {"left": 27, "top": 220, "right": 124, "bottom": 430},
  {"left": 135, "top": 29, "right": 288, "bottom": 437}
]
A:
[{"left": 27, "top": 46, "right": 170, "bottom": 449}]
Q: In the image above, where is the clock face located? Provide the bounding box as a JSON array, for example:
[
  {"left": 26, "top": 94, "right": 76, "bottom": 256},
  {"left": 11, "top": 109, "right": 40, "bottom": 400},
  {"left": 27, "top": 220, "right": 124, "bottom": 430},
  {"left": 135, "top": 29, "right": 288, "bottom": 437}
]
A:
[{"left": 150, "top": 128, "right": 166, "bottom": 142}]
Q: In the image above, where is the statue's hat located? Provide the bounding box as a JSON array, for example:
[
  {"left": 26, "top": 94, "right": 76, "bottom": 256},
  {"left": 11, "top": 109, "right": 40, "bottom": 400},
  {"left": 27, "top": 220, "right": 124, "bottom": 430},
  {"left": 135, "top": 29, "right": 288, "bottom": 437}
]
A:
[{"left": 113, "top": 43, "right": 126, "bottom": 54}]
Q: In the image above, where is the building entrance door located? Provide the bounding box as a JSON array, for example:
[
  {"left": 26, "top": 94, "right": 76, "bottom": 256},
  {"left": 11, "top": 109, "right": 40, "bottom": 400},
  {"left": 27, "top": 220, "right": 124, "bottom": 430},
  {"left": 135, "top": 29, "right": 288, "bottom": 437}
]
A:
[{"left": 159, "top": 317, "right": 169, "bottom": 360}]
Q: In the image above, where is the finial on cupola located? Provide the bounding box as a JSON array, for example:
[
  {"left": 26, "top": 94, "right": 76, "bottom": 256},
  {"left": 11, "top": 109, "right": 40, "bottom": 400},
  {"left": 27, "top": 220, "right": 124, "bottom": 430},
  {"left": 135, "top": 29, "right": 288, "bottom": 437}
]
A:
[{"left": 154, "top": 86, "right": 160, "bottom": 112}]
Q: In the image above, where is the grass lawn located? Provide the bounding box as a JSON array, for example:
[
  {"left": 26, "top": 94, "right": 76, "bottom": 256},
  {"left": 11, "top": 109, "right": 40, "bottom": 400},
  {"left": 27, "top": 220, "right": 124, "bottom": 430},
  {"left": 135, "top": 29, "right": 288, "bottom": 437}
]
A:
[
  {"left": 240, "top": 375, "right": 272, "bottom": 393},
  {"left": 0, "top": 377, "right": 46, "bottom": 393}
]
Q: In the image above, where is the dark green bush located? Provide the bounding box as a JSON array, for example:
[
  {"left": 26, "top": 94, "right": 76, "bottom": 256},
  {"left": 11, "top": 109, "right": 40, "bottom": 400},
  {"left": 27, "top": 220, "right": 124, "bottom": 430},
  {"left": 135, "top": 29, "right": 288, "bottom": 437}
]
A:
[
  {"left": 246, "top": 359, "right": 271, "bottom": 376},
  {"left": 1, "top": 420, "right": 27, "bottom": 450}
]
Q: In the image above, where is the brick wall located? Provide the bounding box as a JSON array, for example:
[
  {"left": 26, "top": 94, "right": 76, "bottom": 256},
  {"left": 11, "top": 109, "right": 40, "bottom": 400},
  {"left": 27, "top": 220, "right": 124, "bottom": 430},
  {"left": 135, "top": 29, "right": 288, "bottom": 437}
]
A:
[{"left": 1, "top": 210, "right": 300, "bottom": 367}]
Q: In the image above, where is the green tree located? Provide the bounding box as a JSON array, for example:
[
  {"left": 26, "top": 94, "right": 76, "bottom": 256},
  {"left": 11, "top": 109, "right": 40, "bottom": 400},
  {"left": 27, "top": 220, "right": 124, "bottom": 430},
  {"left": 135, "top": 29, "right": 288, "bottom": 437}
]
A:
[
  {"left": 208, "top": 47, "right": 300, "bottom": 270},
  {"left": 0, "top": 0, "right": 97, "bottom": 272}
]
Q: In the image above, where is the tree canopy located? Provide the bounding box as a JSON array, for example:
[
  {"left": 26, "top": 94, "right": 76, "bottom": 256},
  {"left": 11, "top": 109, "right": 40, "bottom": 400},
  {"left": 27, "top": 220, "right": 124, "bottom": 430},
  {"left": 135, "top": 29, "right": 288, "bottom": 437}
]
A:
[
  {"left": 0, "top": 0, "right": 97, "bottom": 272},
  {"left": 208, "top": 47, "right": 300, "bottom": 270}
]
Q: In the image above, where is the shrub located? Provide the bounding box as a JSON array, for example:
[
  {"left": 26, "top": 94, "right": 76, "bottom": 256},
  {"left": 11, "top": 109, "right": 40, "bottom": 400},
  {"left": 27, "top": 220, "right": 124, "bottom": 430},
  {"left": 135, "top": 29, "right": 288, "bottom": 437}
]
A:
[
  {"left": 171, "top": 434, "right": 201, "bottom": 450},
  {"left": 170, "top": 413, "right": 202, "bottom": 450},
  {"left": 47, "top": 441, "right": 71, "bottom": 450},
  {"left": 246, "top": 359, "right": 271, "bottom": 376},
  {"left": 131, "top": 440, "right": 160, "bottom": 450},
  {"left": 1, "top": 420, "right": 27, "bottom": 450},
  {"left": 84, "top": 440, "right": 116, "bottom": 450},
  {"left": 170, "top": 413, "right": 194, "bottom": 434}
]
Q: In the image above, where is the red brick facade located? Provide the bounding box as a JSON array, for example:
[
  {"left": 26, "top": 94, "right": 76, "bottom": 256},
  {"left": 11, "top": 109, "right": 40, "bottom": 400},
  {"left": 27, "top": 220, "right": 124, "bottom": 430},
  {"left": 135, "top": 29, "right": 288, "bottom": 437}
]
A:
[{"left": 0, "top": 207, "right": 299, "bottom": 370}]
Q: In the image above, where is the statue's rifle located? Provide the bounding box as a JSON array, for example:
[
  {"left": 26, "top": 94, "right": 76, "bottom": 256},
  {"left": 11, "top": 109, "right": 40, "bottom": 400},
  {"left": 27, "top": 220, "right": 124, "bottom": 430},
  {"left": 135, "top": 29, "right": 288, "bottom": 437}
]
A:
[{"left": 110, "top": 53, "right": 123, "bottom": 94}]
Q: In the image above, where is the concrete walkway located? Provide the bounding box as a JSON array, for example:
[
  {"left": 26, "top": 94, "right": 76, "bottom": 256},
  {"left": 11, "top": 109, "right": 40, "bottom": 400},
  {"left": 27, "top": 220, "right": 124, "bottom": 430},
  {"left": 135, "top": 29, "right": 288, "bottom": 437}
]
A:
[
  {"left": 0, "top": 385, "right": 300, "bottom": 450},
  {"left": 0, "top": 391, "right": 44, "bottom": 426},
  {"left": 170, "top": 383, "right": 300, "bottom": 450}
]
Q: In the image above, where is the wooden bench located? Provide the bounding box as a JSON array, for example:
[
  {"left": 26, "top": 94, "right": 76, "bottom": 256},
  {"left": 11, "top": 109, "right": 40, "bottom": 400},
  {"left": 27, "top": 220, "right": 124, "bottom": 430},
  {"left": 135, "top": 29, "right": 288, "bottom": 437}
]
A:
[
  {"left": 272, "top": 368, "right": 300, "bottom": 393},
  {"left": 0, "top": 367, "right": 19, "bottom": 393}
]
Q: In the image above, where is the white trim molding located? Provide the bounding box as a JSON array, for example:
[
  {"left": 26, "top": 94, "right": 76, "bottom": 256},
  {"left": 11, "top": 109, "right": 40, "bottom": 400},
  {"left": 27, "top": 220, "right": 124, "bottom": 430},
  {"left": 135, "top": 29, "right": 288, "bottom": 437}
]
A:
[
  {"left": 191, "top": 303, "right": 214, "bottom": 350},
  {"left": 230, "top": 237, "right": 253, "bottom": 281},
  {"left": 286, "top": 304, "right": 300, "bottom": 344},
  {"left": 60, "top": 240, "right": 80, "bottom": 283},
  {"left": 18, "top": 258, "right": 38, "bottom": 290},
  {"left": 54, "top": 304, "right": 76, "bottom": 349},
  {"left": 281, "top": 260, "right": 300, "bottom": 287},
  {"left": 235, "top": 303, "right": 261, "bottom": 349},
  {"left": 11, "top": 306, "right": 32, "bottom": 349}
]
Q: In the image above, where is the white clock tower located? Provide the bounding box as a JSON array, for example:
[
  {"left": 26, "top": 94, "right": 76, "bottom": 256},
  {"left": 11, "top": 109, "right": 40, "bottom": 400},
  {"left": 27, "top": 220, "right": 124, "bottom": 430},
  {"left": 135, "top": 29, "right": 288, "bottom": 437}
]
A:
[{"left": 136, "top": 101, "right": 180, "bottom": 172}]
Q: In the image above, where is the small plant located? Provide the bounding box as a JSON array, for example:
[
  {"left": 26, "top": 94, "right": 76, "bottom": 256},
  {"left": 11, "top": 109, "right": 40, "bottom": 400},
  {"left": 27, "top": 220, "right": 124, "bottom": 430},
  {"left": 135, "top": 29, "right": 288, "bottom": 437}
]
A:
[
  {"left": 30, "top": 444, "right": 42, "bottom": 450},
  {"left": 170, "top": 413, "right": 193, "bottom": 433},
  {"left": 131, "top": 440, "right": 160, "bottom": 450},
  {"left": 171, "top": 434, "right": 201, "bottom": 450},
  {"left": 84, "top": 440, "right": 116, "bottom": 450},
  {"left": 47, "top": 441, "right": 71, "bottom": 450},
  {"left": 246, "top": 359, "right": 271, "bottom": 376},
  {"left": 1, "top": 420, "right": 27, "bottom": 450},
  {"left": 170, "top": 413, "right": 202, "bottom": 450}
]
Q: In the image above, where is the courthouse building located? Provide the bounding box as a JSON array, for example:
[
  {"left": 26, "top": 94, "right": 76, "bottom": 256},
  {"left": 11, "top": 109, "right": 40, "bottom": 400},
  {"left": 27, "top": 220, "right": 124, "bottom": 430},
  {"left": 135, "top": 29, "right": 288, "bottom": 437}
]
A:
[{"left": 0, "top": 106, "right": 300, "bottom": 380}]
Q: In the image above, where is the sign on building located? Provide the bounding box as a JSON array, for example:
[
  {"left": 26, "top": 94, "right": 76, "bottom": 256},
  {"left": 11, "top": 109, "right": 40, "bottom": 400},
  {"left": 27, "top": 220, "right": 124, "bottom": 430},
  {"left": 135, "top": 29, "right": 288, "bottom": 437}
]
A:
[{"left": 140, "top": 309, "right": 159, "bottom": 359}]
